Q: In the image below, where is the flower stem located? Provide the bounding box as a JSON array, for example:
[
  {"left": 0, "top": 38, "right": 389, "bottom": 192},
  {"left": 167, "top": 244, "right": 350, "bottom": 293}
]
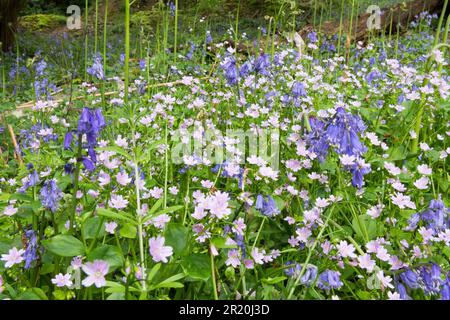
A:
[
  {"left": 210, "top": 245, "right": 219, "bottom": 300},
  {"left": 70, "top": 134, "right": 83, "bottom": 234}
]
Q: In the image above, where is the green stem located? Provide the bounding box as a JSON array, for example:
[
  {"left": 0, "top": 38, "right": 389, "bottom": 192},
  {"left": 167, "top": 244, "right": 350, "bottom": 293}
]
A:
[
  {"left": 103, "top": 0, "right": 108, "bottom": 75},
  {"left": 210, "top": 245, "right": 219, "bottom": 300},
  {"left": 173, "top": 0, "right": 178, "bottom": 61},
  {"left": 286, "top": 206, "right": 334, "bottom": 299},
  {"left": 70, "top": 134, "right": 83, "bottom": 234},
  {"left": 124, "top": 0, "right": 130, "bottom": 103},
  {"left": 94, "top": 0, "right": 98, "bottom": 53}
]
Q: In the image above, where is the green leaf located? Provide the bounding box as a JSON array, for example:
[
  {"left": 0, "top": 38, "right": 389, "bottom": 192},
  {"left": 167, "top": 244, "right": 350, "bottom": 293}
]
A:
[
  {"left": 31, "top": 287, "right": 48, "bottom": 300},
  {"left": 351, "top": 215, "right": 379, "bottom": 241},
  {"left": 43, "top": 235, "right": 85, "bottom": 257},
  {"left": 164, "top": 223, "right": 190, "bottom": 256},
  {"left": 82, "top": 216, "right": 106, "bottom": 240},
  {"left": 17, "top": 289, "right": 46, "bottom": 300},
  {"left": 147, "top": 263, "right": 161, "bottom": 283},
  {"left": 211, "top": 237, "right": 237, "bottom": 249},
  {"left": 181, "top": 253, "right": 211, "bottom": 281},
  {"left": 152, "top": 273, "right": 185, "bottom": 289},
  {"left": 9, "top": 193, "right": 33, "bottom": 202},
  {"left": 142, "top": 205, "right": 184, "bottom": 223},
  {"left": 119, "top": 223, "right": 137, "bottom": 239},
  {"left": 88, "top": 245, "right": 124, "bottom": 270},
  {"left": 148, "top": 198, "right": 163, "bottom": 216},
  {"left": 97, "top": 208, "right": 137, "bottom": 225},
  {"left": 261, "top": 276, "right": 287, "bottom": 284}
]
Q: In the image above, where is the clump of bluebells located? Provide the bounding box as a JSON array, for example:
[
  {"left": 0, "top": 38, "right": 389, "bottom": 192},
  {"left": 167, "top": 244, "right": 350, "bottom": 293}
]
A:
[{"left": 0, "top": 11, "right": 449, "bottom": 301}]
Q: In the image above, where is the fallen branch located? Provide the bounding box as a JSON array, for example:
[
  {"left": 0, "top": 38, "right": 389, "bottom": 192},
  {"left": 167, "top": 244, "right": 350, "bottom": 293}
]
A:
[{"left": 7, "top": 124, "right": 23, "bottom": 166}]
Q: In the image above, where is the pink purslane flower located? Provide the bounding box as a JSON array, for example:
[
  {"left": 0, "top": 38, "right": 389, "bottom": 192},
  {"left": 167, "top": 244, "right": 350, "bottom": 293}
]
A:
[
  {"left": 108, "top": 194, "right": 129, "bottom": 210},
  {"left": 225, "top": 249, "right": 241, "bottom": 268},
  {"left": 51, "top": 273, "right": 73, "bottom": 288},
  {"left": 1, "top": 247, "right": 25, "bottom": 268},
  {"left": 206, "top": 191, "right": 231, "bottom": 219},
  {"left": 149, "top": 236, "right": 173, "bottom": 263},
  {"left": 105, "top": 221, "right": 118, "bottom": 234},
  {"left": 81, "top": 260, "right": 109, "bottom": 288},
  {"left": 357, "top": 253, "right": 376, "bottom": 272},
  {"left": 336, "top": 240, "right": 356, "bottom": 259},
  {"left": 2, "top": 205, "right": 18, "bottom": 217}
]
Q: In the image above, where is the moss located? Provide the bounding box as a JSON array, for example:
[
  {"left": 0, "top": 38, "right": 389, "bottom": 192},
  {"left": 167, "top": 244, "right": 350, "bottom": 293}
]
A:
[{"left": 19, "top": 14, "right": 66, "bottom": 32}]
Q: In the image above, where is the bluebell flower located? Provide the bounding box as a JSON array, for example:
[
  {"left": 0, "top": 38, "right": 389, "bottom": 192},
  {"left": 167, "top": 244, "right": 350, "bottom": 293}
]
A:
[
  {"left": 307, "top": 32, "right": 318, "bottom": 43},
  {"left": 317, "top": 270, "right": 343, "bottom": 291},
  {"left": 397, "top": 283, "right": 411, "bottom": 300},
  {"left": 24, "top": 229, "right": 39, "bottom": 269},
  {"left": 284, "top": 261, "right": 301, "bottom": 277},
  {"left": 40, "top": 179, "right": 63, "bottom": 212},
  {"left": 255, "top": 195, "right": 280, "bottom": 217},
  {"left": 253, "top": 54, "right": 270, "bottom": 76},
  {"left": 420, "top": 264, "right": 443, "bottom": 295},
  {"left": 239, "top": 61, "right": 253, "bottom": 78},
  {"left": 292, "top": 82, "right": 307, "bottom": 98},
  {"left": 441, "top": 283, "right": 450, "bottom": 300},
  {"left": 220, "top": 55, "right": 238, "bottom": 85},
  {"left": 206, "top": 31, "right": 212, "bottom": 44},
  {"left": 400, "top": 268, "right": 420, "bottom": 289},
  {"left": 167, "top": 1, "right": 176, "bottom": 16},
  {"left": 87, "top": 53, "right": 105, "bottom": 80}
]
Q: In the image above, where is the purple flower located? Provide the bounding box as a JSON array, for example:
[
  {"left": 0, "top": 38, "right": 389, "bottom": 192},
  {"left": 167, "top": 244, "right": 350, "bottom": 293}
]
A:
[
  {"left": 317, "top": 270, "right": 343, "bottom": 291},
  {"left": 23, "top": 229, "right": 39, "bottom": 269},
  {"left": 307, "top": 32, "right": 318, "bottom": 43},
  {"left": 400, "top": 268, "right": 420, "bottom": 289},
  {"left": 420, "top": 264, "right": 443, "bottom": 295},
  {"left": 255, "top": 195, "right": 280, "bottom": 217},
  {"left": 292, "top": 82, "right": 307, "bottom": 98},
  {"left": 220, "top": 55, "right": 238, "bottom": 85},
  {"left": 87, "top": 53, "right": 105, "bottom": 80},
  {"left": 397, "top": 283, "right": 411, "bottom": 300},
  {"left": 254, "top": 54, "right": 270, "bottom": 76},
  {"left": 40, "top": 179, "right": 63, "bottom": 212}
]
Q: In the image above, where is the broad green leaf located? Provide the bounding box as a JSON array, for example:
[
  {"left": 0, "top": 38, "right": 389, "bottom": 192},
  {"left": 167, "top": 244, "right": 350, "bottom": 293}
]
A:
[
  {"left": 88, "top": 245, "right": 124, "bottom": 270},
  {"left": 82, "top": 216, "right": 106, "bottom": 239},
  {"left": 164, "top": 223, "right": 190, "bottom": 256},
  {"left": 211, "top": 237, "right": 237, "bottom": 249},
  {"left": 142, "top": 205, "right": 184, "bottom": 224},
  {"left": 43, "top": 235, "right": 85, "bottom": 257},
  {"left": 153, "top": 273, "right": 185, "bottom": 289},
  {"left": 97, "top": 208, "right": 137, "bottom": 225},
  {"left": 262, "top": 276, "right": 287, "bottom": 284},
  {"left": 119, "top": 223, "right": 137, "bottom": 239},
  {"left": 147, "top": 263, "right": 161, "bottom": 283},
  {"left": 181, "top": 253, "right": 211, "bottom": 281}
]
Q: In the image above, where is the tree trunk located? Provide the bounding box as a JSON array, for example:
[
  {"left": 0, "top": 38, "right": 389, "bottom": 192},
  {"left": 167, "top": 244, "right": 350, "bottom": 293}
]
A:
[{"left": 0, "top": 0, "right": 26, "bottom": 52}]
